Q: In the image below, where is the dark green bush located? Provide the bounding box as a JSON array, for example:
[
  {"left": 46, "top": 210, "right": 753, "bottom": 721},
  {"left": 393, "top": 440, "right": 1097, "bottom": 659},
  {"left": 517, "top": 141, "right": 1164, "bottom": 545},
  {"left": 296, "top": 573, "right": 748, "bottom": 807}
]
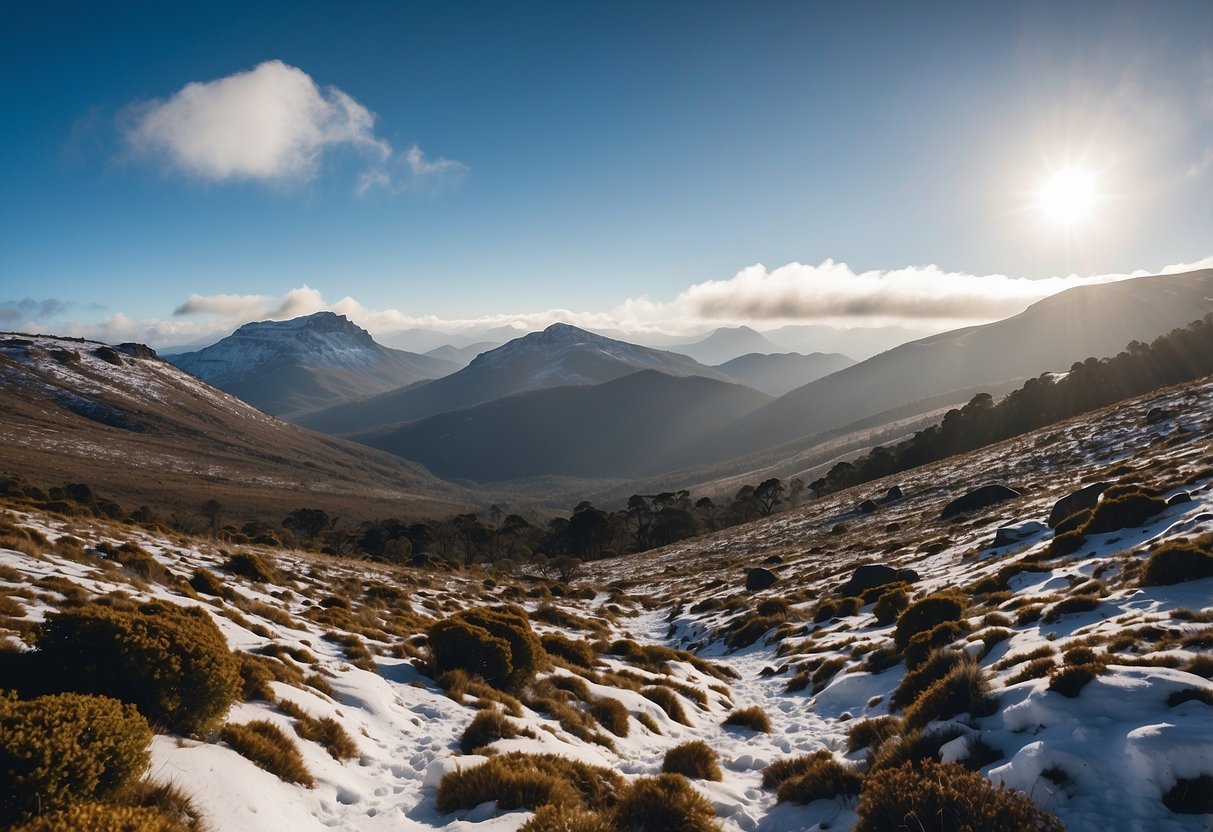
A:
[
  {"left": 219, "top": 720, "right": 313, "bottom": 786},
  {"left": 775, "top": 751, "right": 862, "bottom": 804},
  {"left": 855, "top": 759, "right": 1064, "bottom": 832},
  {"left": 35, "top": 601, "right": 241, "bottom": 735},
  {"left": 894, "top": 595, "right": 965, "bottom": 649},
  {"left": 612, "top": 774, "right": 721, "bottom": 832},
  {"left": 662, "top": 741, "right": 722, "bottom": 781},
  {"left": 427, "top": 606, "right": 545, "bottom": 692},
  {"left": 0, "top": 692, "right": 152, "bottom": 826},
  {"left": 1142, "top": 539, "right": 1213, "bottom": 586}
]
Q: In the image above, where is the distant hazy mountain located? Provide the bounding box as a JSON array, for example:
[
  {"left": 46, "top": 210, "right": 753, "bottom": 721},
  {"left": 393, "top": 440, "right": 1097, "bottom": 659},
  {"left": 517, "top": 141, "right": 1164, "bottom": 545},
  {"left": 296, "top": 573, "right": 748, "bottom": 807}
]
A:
[
  {"left": 670, "top": 326, "right": 783, "bottom": 365},
  {"left": 424, "top": 341, "right": 498, "bottom": 368},
  {"left": 0, "top": 332, "right": 470, "bottom": 521},
  {"left": 762, "top": 323, "right": 932, "bottom": 360},
  {"left": 716, "top": 351, "right": 856, "bottom": 396},
  {"left": 299, "top": 323, "right": 731, "bottom": 436},
  {"left": 691, "top": 268, "right": 1213, "bottom": 466},
  {"left": 355, "top": 369, "right": 773, "bottom": 482},
  {"left": 169, "top": 312, "right": 458, "bottom": 418}
]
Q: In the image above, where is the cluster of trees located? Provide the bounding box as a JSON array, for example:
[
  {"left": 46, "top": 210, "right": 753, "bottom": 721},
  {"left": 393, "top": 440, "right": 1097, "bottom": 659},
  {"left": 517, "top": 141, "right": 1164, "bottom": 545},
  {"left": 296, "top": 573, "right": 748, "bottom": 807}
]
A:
[{"left": 811, "top": 314, "right": 1213, "bottom": 498}]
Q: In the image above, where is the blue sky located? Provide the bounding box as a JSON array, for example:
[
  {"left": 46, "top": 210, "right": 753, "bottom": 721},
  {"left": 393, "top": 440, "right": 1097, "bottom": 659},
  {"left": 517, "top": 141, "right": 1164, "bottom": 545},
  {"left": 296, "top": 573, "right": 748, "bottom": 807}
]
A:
[{"left": 1, "top": 1, "right": 1210, "bottom": 345}]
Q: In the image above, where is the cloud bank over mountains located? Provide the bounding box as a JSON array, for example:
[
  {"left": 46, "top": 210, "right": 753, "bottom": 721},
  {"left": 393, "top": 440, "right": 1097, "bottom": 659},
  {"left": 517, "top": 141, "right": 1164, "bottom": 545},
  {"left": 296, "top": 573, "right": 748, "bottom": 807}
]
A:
[{"left": 9, "top": 256, "right": 1209, "bottom": 349}]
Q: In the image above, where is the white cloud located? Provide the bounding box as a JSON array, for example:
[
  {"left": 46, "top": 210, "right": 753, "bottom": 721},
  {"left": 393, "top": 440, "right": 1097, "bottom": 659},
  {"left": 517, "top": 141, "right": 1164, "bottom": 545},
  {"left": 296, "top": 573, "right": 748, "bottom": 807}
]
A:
[
  {"left": 356, "top": 144, "right": 469, "bottom": 195},
  {"left": 123, "top": 60, "right": 463, "bottom": 191},
  {"left": 173, "top": 285, "right": 326, "bottom": 322}
]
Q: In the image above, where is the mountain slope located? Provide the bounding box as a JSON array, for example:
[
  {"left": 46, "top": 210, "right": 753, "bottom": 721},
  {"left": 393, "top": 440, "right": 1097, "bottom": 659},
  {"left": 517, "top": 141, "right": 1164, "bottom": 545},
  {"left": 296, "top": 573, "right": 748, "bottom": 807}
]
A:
[
  {"left": 299, "top": 323, "right": 731, "bottom": 435},
  {"left": 423, "top": 341, "right": 497, "bottom": 368},
  {"left": 716, "top": 351, "right": 856, "bottom": 396},
  {"left": 690, "top": 268, "right": 1213, "bottom": 466},
  {"left": 671, "top": 326, "right": 783, "bottom": 365},
  {"left": 354, "top": 369, "right": 773, "bottom": 482},
  {"left": 170, "top": 312, "right": 458, "bottom": 417},
  {"left": 0, "top": 333, "right": 471, "bottom": 522}
]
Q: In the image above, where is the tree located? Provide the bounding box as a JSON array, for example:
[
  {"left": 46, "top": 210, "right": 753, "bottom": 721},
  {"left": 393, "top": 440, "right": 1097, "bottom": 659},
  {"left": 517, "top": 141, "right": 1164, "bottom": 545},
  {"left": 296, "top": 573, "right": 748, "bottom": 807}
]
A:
[
  {"left": 568, "top": 505, "right": 613, "bottom": 558},
  {"left": 282, "top": 508, "right": 330, "bottom": 542},
  {"left": 753, "top": 478, "right": 784, "bottom": 516},
  {"left": 201, "top": 499, "right": 223, "bottom": 539}
]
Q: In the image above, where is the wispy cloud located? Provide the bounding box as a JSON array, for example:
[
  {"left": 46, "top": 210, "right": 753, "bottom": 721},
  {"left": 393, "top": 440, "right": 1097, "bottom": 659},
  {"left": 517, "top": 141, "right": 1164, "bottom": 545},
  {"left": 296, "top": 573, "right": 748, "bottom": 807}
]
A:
[
  {"left": 356, "top": 144, "right": 468, "bottom": 195},
  {"left": 0, "top": 298, "right": 83, "bottom": 326},
  {"left": 122, "top": 60, "right": 464, "bottom": 192}
]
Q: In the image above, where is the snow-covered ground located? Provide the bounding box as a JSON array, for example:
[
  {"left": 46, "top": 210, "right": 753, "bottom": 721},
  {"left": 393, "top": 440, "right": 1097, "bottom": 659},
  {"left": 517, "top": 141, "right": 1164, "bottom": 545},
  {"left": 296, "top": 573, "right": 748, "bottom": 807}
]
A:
[{"left": 3, "top": 374, "right": 1213, "bottom": 830}]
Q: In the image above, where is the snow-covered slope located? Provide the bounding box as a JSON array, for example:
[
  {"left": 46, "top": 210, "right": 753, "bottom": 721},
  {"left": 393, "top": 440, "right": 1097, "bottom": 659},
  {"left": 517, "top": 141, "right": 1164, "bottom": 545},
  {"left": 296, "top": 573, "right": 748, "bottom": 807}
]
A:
[
  {"left": 299, "top": 323, "right": 733, "bottom": 436},
  {"left": 170, "top": 312, "right": 458, "bottom": 417}
]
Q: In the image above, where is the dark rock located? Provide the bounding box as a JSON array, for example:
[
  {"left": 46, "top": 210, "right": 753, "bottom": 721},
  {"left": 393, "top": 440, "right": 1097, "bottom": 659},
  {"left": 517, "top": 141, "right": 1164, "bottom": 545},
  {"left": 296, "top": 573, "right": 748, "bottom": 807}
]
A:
[
  {"left": 885, "top": 522, "right": 901, "bottom": 533},
  {"left": 746, "top": 567, "right": 778, "bottom": 591},
  {"left": 1168, "top": 492, "right": 1192, "bottom": 506},
  {"left": 762, "top": 554, "right": 784, "bottom": 565},
  {"left": 992, "top": 521, "right": 1048, "bottom": 548},
  {"left": 117, "top": 342, "right": 159, "bottom": 360},
  {"left": 884, "top": 485, "right": 904, "bottom": 502},
  {"left": 1047, "top": 482, "right": 1109, "bottom": 528},
  {"left": 839, "top": 564, "right": 920, "bottom": 597},
  {"left": 411, "top": 552, "right": 431, "bottom": 567},
  {"left": 1146, "top": 406, "right": 1172, "bottom": 425},
  {"left": 93, "top": 346, "right": 124, "bottom": 366},
  {"left": 858, "top": 499, "right": 879, "bottom": 514},
  {"left": 831, "top": 524, "right": 848, "bottom": 535},
  {"left": 940, "top": 484, "right": 1021, "bottom": 519}
]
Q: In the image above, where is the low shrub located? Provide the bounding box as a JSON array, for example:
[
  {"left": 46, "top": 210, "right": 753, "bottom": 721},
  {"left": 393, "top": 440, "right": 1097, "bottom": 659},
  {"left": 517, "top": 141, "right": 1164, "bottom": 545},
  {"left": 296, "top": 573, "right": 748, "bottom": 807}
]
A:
[
  {"left": 1047, "top": 663, "right": 1104, "bottom": 698},
  {"left": 612, "top": 774, "right": 721, "bottom": 832},
  {"left": 9, "top": 803, "right": 185, "bottom": 832},
  {"left": 461, "top": 709, "right": 530, "bottom": 753},
  {"left": 219, "top": 720, "right": 314, "bottom": 787},
  {"left": 902, "top": 662, "right": 998, "bottom": 730},
  {"left": 1081, "top": 491, "right": 1167, "bottom": 535},
  {"left": 34, "top": 601, "right": 241, "bottom": 735},
  {"left": 427, "top": 606, "right": 545, "bottom": 692},
  {"left": 1142, "top": 538, "right": 1213, "bottom": 586},
  {"left": 541, "top": 633, "right": 597, "bottom": 668},
  {"left": 723, "top": 705, "right": 771, "bottom": 732},
  {"left": 725, "top": 614, "right": 783, "bottom": 649},
  {"left": 589, "top": 697, "right": 629, "bottom": 737},
  {"left": 1042, "top": 595, "right": 1100, "bottom": 623},
  {"left": 1006, "top": 657, "right": 1055, "bottom": 685},
  {"left": 187, "top": 569, "right": 225, "bottom": 597},
  {"left": 846, "top": 716, "right": 902, "bottom": 753},
  {"left": 873, "top": 587, "right": 909, "bottom": 626},
  {"left": 223, "top": 552, "right": 274, "bottom": 583},
  {"left": 518, "top": 804, "right": 614, "bottom": 832},
  {"left": 641, "top": 686, "right": 691, "bottom": 725},
  {"left": 894, "top": 595, "right": 965, "bottom": 650},
  {"left": 237, "top": 652, "right": 277, "bottom": 701},
  {"left": 662, "top": 741, "right": 722, "bottom": 781},
  {"left": 864, "top": 646, "right": 901, "bottom": 674},
  {"left": 0, "top": 692, "right": 152, "bottom": 826},
  {"left": 276, "top": 700, "right": 359, "bottom": 760},
  {"left": 891, "top": 649, "right": 969, "bottom": 710},
  {"left": 1046, "top": 530, "right": 1086, "bottom": 558},
  {"left": 905, "top": 620, "right": 967, "bottom": 670},
  {"left": 811, "top": 658, "right": 847, "bottom": 694},
  {"left": 756, "top": 597, "right": 789, "bottom": 617},
  {"left": 855, "top": 759, "right": 1065, "bottom": 832},
  {"left": 776, "top": 751, "right": 862, "bottom": 804},
  {"left": 436, "top": 752, "right": 623, "bottom": 814}
]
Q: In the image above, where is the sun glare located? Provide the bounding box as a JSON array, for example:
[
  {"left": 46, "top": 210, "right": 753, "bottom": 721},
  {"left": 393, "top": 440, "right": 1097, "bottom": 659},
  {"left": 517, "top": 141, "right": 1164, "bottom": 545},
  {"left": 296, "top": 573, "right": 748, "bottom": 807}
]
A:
[{"left": 1036, "top": 167, "right": 1099, "bottom": 226}]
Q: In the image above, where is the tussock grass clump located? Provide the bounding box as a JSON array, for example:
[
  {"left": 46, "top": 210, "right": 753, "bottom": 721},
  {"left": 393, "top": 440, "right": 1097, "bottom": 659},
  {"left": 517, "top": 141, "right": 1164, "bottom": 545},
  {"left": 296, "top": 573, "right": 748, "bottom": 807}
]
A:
[
  {"left": 1081, "top": 490, "right": 1167, "bottom": 535},
  {"left": 894, "top": 595, "right": 965, "bottom": 650},
  {"left": 1142, "top": 538, "right": 1213, "bottom": 586},
  {"left": 219, "top": 720, "right": 314, "bottom": 787},
  {"left": 1048, "top": 663, "right": 1105, "bottom": 698},
  {"left": 8, "top": 802, "right": 186, "bottom": 832},
  {"left": 641, "top": 686, "right": 691, "bottom": 725},
  {"left": 322, "top": 631, "right": 376, "bottom": 671},
  {"left": 636, "top": 712, "right": 662, "bottom": 734},
  {"left": 864, "top": 646, "right": 901, "bottom": 675},
  {"left": 613, "top": 774, "right": 721, "bottom": 832},
  {"left": 1042, "top": 595, "right": 1101, "bottom": 623},
  {"left": 891, "top": 649, "right": 969, "bottom": 710},
  {"left": 589, "top": 697, "right": 629, "bottom": 737},
  {"left": 223, "top": 552, "right": 275, "bottom": 583},
  {"left": 846, "top": 716, "right": 901, "bottom": 753},
  {"left": 460, "top": 709, "right": 533, "bottom": 753},
  {"left": 541, "top": 633, "right": 597, "bottom": 668},
  {"left": 725, "top": 614, "right": 783, "bottom": 649},
  {"left": 1006, "top": 657, "right": 1056, "bottom": 685},
  {"left": 0, "top": 692, "right": 152, "bottom": 826},
  {"left": 873, "top": 586, "right": 909, "bottom": 625},
  {"left": 237, "top": 652, "right": 278, "bottom": 701},
  {"left": 903, "top": 662, "right": 998, "bottom": 730},
  {"left": 276, "top": 700, "right": 359, "bottom": 760},
  {"left": 855, "top": 759, "right": 1064, "bottom": 832},
  {"left": 775, "top": 751, "right": 862, "bottom": 804},
  {"left": 34, "top": 601, "right": 241, "bottom": 735},
  {"left": 810, "top": 657, "right": 847, "bottom": 693},
  {"left": 428, "top": 605, "right": 545, "bottom": 693},
  {"left": 723, "top": 705, "right": 771, "bottom": 732},
  {"left": 436, "top": 752, "right": 623, "bottom": 814},
  {"left": 662, "top": 741, "right": 722, "bottom": 781},
  {"left": 905, "top": 620, "right": 968, "bottom": 670},
  {"left": 187, "top": 568, "right": 225, "bottom": 597},
  {"left": 518, "top": 804, "right": 614, "bottom": 832}
]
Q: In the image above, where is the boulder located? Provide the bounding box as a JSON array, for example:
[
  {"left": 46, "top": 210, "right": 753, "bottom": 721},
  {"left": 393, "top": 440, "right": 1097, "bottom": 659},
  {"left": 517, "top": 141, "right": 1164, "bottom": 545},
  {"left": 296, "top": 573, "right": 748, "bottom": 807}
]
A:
[
  {"left": 940, "top": 484, "right": 1020, "bottom": 519},
  {"left": 746, "top": 567, "right": 778, "bottom": 591},
  {"left": 762, "top": 554, "right": 784, "bottom": 565},
  {"left": 1146, "top": 406, "right": 1172, "bottom": 425},
  {"left": 1047, "top": 482, "right": 1109, "bottom": 528},
  {"left": 1168, "top": 491, "right": 1192, "bottom": 506},
  {"left": 858, "top": 499, "right": 880, "bottom": 514},
  {"left": 884, "top": 485, "right": 904, "bottom": 502},
  {"left": 992, "top": 520, "right": 1049, "bottom": 548},
  {"left": 838, "top": 564, "right": 919, "bottom": 597}
]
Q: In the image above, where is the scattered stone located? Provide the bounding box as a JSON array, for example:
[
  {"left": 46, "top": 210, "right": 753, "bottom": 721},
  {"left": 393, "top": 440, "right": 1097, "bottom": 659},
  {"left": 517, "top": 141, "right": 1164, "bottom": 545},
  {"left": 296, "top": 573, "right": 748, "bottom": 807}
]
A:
[
  {"left": 1168, "top": 492, "right": 1192, "bottom": 506},
  {"left": 839, "top": 564, "right": 920, "bottom": 597},
  {"left": 762, "top": 554, "right": 783, "bottom": 565},
  {"left": 1146, "top": 406, "right": 1172, "bottom": 425},
  {"left": 940, "top": 484, "right": 1020, "bottom": 519},
  {"left": 745, "top": 567, "right": 778, "bottom": 592},
  {"left": 992, "top": 520, "right": 1049, "bottom": 548},
  {"left": 1048, "top": 482, "right": 1109, "bottom": 528},
  {"left": 884, "top": 485, "right": 904, "bottom": 502},
  {"left": 858, "top": 499, "right": 880, "bottom": 514}
]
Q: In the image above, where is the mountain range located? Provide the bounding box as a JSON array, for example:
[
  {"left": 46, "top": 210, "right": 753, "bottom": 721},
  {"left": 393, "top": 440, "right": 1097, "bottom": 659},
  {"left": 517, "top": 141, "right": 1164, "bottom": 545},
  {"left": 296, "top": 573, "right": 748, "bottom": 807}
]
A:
[{"left": 169, "top": 312, "right": 458, "bottom": 417}]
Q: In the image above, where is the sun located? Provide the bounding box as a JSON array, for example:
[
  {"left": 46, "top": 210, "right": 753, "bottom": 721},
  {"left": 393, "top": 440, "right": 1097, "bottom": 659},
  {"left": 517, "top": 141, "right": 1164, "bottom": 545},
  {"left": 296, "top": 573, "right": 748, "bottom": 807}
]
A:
[{"left": 1035, "top": 166, "right": 1099, "bottom": 226}]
